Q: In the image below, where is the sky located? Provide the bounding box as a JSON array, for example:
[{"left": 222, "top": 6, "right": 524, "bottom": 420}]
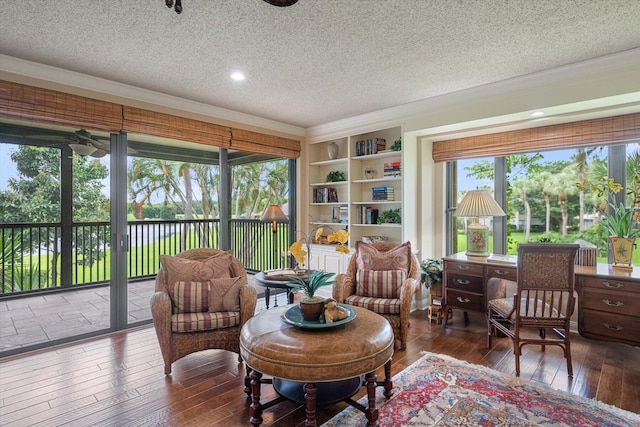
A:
[{"left": 0, "top": 144, "right": 112, "bottom": 196}]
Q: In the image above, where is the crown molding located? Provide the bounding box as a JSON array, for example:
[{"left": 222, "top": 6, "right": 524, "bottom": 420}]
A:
[
  {"left": 306, "top": 48, "right": 640, "bottom": 141},
  {"left": 0, "top": 54, "right": 306, "bottom": 138}
]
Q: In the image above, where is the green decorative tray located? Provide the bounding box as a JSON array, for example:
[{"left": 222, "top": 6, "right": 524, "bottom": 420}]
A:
[{"left": 280, "top": 304, "right": 356, "bottom": 329}]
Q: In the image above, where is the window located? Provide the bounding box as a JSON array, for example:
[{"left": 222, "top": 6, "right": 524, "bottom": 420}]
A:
[{"left": 447, "top": 142, "right": 639, "bottom": 267}]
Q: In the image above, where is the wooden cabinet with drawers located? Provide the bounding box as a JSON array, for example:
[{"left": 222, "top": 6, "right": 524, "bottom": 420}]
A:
[
  {"left": 575, "top": 265, "right": 640, "bottom": 346},
  {"left": 442, "top": 253, "right": 514, "bottom": 325},
  {"left": 442, "top": 254, "right": 640, "bottom": 346}
]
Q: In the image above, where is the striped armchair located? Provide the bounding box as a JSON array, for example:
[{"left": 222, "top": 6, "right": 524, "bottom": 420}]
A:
[
  {"left": 333, "top": 241, "right": 420, "bottom": 350},
  {"left": 151, "top": 248, "right": 257, "bottom": 375}
]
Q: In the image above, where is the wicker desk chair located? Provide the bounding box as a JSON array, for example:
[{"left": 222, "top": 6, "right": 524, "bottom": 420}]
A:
[
  {"left": 333, "top": 241, "right": 420, "bottom": 350},
  {"left": 487, "top": 243, "right": 579, "bottom": 377},
  {"left": 151, "top": 248, "right": 257, "bottom": 375}
]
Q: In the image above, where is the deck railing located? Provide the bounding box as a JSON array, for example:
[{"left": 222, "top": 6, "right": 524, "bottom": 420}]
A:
[{"left": 1, "top": 219, "right": 291, "bottom": 297}]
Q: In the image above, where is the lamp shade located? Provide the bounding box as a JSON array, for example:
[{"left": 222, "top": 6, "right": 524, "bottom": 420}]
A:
[
  {"left": 261, "top": 204, "right": 288, "bottom": 232},
  {"left": 260, "top": 205, "right": 288, "bottom": 223},
  {"left": 454, "top": 190, "right": 506, "bottom": 218}
]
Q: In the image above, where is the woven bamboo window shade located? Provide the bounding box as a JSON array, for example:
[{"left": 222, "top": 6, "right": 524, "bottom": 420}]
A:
[
  {"left": 122, "top": 106, "right": 231, "bottom": 149},
  {"left": 230, "top": 128, "right": 300, "bottom": 159},
  {"left": 0, "top": 80, "right": 122, "bottom": 132},
  {"left": 432, "top": 112, "right": 640, "bottom": 162},
  {"left": 0, "top": 80, "right": 301, "bottom": 159}
]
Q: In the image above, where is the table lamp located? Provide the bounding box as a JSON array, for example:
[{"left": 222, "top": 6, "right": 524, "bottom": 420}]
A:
[{"left": 454, "top": 189, "right": 506, "bottom": 258}]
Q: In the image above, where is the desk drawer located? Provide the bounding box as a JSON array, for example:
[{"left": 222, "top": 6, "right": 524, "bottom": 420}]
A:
[
  {"left": 581, "top": 277, "right": 640, "bottom": 294},
  {"left": 447, "top": 273, "right": 483, "bottom": 293},
  {"left": 445, "top": 260, "right": 484, "bottom": 276},
  {"left": 486, "top": 265, "right": 517, "bottom": 281},
  {"left": 581, "top": 309, "right": 640, "bottom": 344},
  {"left": 582, "top": 288, "right": 640, "bottom": 316},
  {"left": 446, "top": 289, "right": 483, "bottom": 312}
]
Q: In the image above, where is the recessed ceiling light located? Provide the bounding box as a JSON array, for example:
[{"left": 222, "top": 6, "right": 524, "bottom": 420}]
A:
[
  {"left": 530, "top": 111, "right": 545, "bottom": 118},
  {"left": 230, "top": 72, "right": 245, "bottom": 81}
]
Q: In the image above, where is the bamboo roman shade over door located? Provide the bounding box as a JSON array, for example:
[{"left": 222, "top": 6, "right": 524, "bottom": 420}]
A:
[
  {"left": 432, "top": 112, "right": 640, "bottom": 162},
  {"left": 0, "top": 80, "right": 122, "bottom": 132},
  {"left": 121, "top": 106, "right": 231, "bottom": 150},
  {"left": 230, "top": 128, "right": 301, "bottom": 159},
  {"left": 0, "top": 80, "right": 301, "bottom": 159}
]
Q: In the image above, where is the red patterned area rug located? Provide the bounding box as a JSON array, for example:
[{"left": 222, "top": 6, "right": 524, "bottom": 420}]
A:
[{"left": 323, "top": 352, "right": 640, "bottom": 427}]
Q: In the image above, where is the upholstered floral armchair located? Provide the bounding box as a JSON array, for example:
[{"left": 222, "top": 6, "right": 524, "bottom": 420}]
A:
[
  {"left": 333, "top": 241, "right": 420, "bottom": 350},
  {"left": 151, "top": 248, "right": 257, "bottom": 375}
]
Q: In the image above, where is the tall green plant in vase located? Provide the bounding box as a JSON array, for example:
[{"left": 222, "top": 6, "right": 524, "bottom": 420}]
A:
[{"left": 580, "top": 177, "right": 640, "bottom": 270}]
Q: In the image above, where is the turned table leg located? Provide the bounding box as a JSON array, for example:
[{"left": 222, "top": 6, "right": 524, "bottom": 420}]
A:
[
  {"left": 383, "top": 359, "right": 393, "bottom": 399},
  {"left": 304, "top": 382, "right": 318, "bottom": 427},
  {"left": 364, "top": 371, "right": 379, "bottom": 426},
  {"left": 244, "top": 366, "right": 253, "bottom": 396},
  {"left": 250, "top": 370, "right": 263, "bottom": 426}
]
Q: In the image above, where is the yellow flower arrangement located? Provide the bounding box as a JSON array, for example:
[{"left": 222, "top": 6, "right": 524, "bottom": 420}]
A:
[
  {"left": 327, "top": 229, "right": 350, "bottom": 254},
  {"left": 288, "top": 227, "right": 350, "bottom": 268},
  {"left": 289, "top": 240, "right": 307, "bottom": 265}
]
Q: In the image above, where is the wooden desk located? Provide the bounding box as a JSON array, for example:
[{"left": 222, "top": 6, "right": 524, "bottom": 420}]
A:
[{"left": 442, "top": 253, "right": 640, "bottom": 347}]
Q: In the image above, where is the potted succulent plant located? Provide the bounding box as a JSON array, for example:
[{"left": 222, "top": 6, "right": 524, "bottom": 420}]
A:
[{"left": 286, "top": 270, "right": 336, "bottom": 321}]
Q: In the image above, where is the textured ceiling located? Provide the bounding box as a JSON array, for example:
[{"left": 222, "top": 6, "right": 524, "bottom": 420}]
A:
[{"left": 1, "top": 0, "right": 640, "bottom": 128}]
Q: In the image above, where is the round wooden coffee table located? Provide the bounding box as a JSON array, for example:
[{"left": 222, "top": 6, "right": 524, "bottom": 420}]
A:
[{"left": 240, "top": 304, "right": 394, "bottom": 426}]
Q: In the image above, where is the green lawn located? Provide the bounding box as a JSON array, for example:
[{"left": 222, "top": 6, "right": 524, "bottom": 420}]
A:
[{"left": 456, "top": 232, "right": 639, "bottom": 265}]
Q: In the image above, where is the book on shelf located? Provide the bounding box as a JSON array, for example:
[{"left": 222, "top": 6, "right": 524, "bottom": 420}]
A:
[
  {"left": 357, "top": 206, "right": 379, "bottom": 224},
  {"left": 355, "top": 138, "right": 386, "bottom": 156},
  {"left": 371, "top": 186, "right": 395, "bottom": 201},
  {"left": 313, "top": 187, "right": 339, "bottom": 203},
  {"left": 487, "top": 254, "right": 517, "bottom": 265},
  {"left": 383, "top": 161, "right": 401, "bottom": 177}
]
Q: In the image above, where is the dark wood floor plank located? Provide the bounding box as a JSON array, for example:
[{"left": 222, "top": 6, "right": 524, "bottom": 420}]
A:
[
  {"left": 1, "top": 309, "right": 639, "bottom": 427},
  {"left": 597, "top": 363, "right": 624, "bottom": 407}
]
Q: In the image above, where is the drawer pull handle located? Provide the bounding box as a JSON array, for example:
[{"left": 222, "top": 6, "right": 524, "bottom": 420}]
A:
[
  {"left": 603, "top": 323, "right": 624, "bottom": 331},
  {"left": 456, "top": 296, "right": 471, "bottom": 304},
  {"left": 457, "top": 265, "right": 470, "bottom": 271},
  {"left": 602, "top": 299, "right": 624, "bottom": 307},
  {"left": 455, "top": 279, "right": 471, "bottom": 285},
  {"left": 495, "top": 269, "right": 510, "bottom": 275},
  {"left": 602, "top": 281, "right": 624, "bottom": 289}
]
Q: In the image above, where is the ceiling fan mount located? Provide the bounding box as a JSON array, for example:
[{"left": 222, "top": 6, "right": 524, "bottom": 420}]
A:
[
  {"left": 263, "top": 0, "right": 299, "bottom": 6},
  {"left": 165, "top": 0, "right": 298, "bottom": 14},
  {"left": 70, "top": 129, "right": 137, "bottom": 157}
]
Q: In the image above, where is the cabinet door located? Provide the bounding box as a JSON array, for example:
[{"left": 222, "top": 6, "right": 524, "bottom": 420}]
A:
[
  {"left": 323, "top": 252, "right": 345, "bottom": 275},
  {"left": 309, "top": 245, "right": 350, "bottom": 275}
]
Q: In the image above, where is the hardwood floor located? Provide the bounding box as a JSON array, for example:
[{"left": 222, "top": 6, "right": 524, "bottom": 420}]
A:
[{"left": 1, "top": 309, "right": 639, "bottom": 427}]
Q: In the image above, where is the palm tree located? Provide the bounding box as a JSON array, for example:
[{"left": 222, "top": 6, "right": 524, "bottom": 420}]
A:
[
  {"left": 530, "top": 170, "right": 554, "bottom": 233},
  {"left": 128, "top": 158, "right": 165, "bottom": 219},
  {"left": 511, "top": 176, "right": 531, "bottom": 241},
  {"left": 548, "top": 166, "right": 578, "bottom": 236}
]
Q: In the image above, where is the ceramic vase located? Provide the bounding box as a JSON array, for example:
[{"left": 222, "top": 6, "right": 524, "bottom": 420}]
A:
[
  {"left": 327, "top": 141, "right": 339, "bottom": 159},
  {"left": 609, "top": 236, "right": 636, "bottom": 270}
]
